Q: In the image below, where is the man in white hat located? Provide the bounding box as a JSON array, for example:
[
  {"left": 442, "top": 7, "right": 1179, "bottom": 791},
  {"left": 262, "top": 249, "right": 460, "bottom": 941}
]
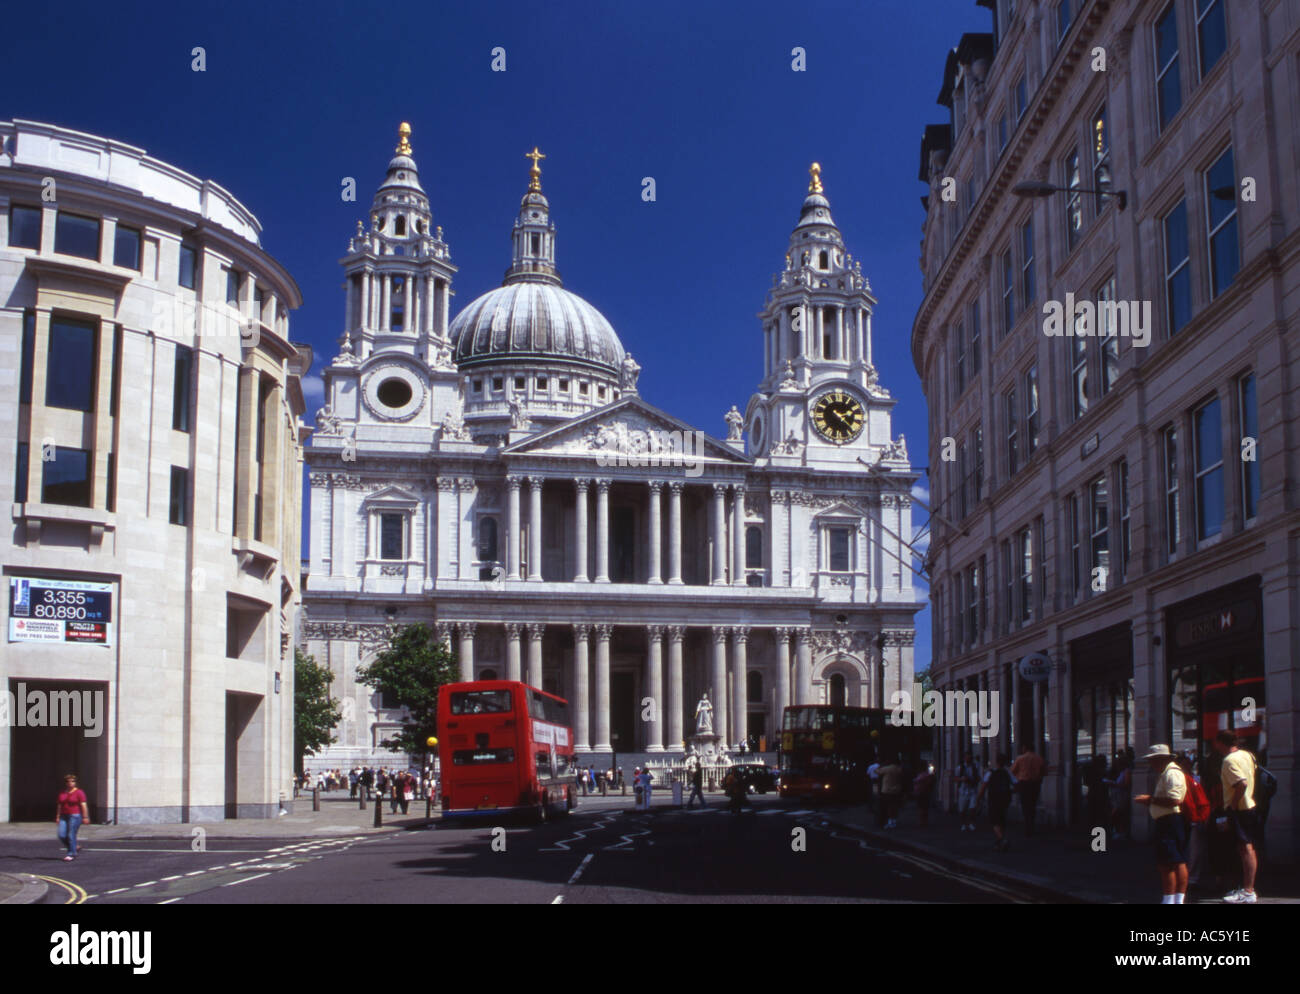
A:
[{"left": 1135, "top": 744, "right": 1188, "bottom": 904}]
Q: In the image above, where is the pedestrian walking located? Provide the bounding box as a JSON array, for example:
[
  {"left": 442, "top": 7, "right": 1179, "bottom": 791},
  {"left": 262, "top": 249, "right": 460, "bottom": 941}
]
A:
[
  {"left": 912, "top": 762, "right": 935, "bottom": 827},
  {"left": 724, "top": 767, "right": 748, "bottom": 814},
  {"left": 1134, "top": 744, "right": 1188, "bottom": 905},
  {"left": 633, "top": 767, "right": 643, "bottom": 807},
  {"left": 1105, "top": 752, "right": 1133, "bottom": 840},
  {"left": 687, "top": 762, "right": 706, "bottom": 808},
  {"left": 1213, "top": 731, "right": 1261, "bottom": 903},
  {"left": 639, "top": 767, "right": 654, "bottom": 809},
  {"left": 977, "top": 755, "right": 1014, "bottom": 851},
  {"left": 55, "top": 773, "right": 90, "bottom": 861},
  {"left": 1010, "top": 744, "right": 1047, "bottom": 837},
  {"left": 955, "top": 753, "right": 980, "bottom": 832},
  {"left": 349, "top": 767, "right": 359, "bottom": 799},
  {"left": 877, "top": 755, "right": 904, "bottom": 829}
]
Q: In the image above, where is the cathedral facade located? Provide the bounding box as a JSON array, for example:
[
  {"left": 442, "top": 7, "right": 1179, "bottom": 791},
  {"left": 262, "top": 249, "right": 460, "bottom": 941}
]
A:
[{"left": 302, "top": 127, "right": 921, "bottom": 765}]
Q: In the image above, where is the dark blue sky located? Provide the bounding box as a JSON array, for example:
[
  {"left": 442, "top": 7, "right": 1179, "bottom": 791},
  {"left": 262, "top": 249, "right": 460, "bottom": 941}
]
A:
[{"left": 9, "top": 0, "right": 993, "bottom": 669}]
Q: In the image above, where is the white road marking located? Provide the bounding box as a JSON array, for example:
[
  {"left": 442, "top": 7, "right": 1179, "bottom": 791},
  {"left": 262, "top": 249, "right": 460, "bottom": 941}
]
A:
[
  {"left": 159, "top": 897, "right": 182, "bottom": 904},
  {"left": 551, "top": 895, "right": 564, "bottom": 904},
  {"left": 160, "top": 875, "right": 183, "bottom": 881},
  {"left": 104, "top": 887, "right": 128, "bottom": 894},
  {"left": 221, "top": 872, "right": 271, "bottom": 887},
  {"left": 82, "top": 847, "right": 269, "bottom": 853},
  {"left": 184, "top": 871, "right": 205, "bottom": 877},
  {"left": 567, "top": 853, "right": 594, "bottom": 885}
]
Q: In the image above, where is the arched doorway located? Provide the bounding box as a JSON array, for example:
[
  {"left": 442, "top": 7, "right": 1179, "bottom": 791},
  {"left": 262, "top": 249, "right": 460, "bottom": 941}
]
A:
[{"left": 830, "top": 673, "right": 846, "bottom": 708}]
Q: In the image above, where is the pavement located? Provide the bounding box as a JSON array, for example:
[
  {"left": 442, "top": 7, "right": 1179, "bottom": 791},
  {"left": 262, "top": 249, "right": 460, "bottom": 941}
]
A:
[{"left": 4, "top": 787, "right": 1297, "bottom": 903}]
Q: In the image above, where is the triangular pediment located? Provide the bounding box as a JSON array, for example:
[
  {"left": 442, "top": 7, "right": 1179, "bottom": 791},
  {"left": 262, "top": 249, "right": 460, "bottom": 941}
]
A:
[
  {"left": 501, "top": 396, "right": 751, "bottom": 465},
  {"left": 361, "top": 483, "right": 421, "bottom": 505},
  {"left": 811, "top": 499, "right": 868, "bottom": 519}
]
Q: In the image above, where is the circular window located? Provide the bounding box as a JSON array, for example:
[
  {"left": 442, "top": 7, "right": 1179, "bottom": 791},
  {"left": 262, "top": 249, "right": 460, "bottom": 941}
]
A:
[
  {"left": 377, "top": 378, "right": 413, "bottom": 408},
  {"left": 397, "top": 171, "right": 406, "bottom": 179}
]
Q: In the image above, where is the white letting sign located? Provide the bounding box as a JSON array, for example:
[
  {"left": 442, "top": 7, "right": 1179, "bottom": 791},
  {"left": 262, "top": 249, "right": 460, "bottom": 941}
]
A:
[{"left": 8, "top": 577, "right": 114, "bottom": 647}]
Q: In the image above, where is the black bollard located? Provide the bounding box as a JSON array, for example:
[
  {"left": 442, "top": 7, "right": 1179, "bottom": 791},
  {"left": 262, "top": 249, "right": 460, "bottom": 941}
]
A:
[
  {"left": 373, "top": 792, "right": 383, "bottom": 827},
  {"left": 312, "top": 787, "right": 321, "bottom": 812}
]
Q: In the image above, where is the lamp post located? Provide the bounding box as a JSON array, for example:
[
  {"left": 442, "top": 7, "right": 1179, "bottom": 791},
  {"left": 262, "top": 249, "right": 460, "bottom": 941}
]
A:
[
  {"left": 1011, "top": 179, "right": 1128, "bottom": 212},
  {"left": 426, "top": 736, "right": 438, "bottom": 819}
]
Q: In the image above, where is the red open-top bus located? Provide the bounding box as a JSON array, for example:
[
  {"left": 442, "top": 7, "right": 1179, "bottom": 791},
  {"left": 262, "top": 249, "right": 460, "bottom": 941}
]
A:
[{"left": 437, "top": 680, "right": 577, "bottom": 821}]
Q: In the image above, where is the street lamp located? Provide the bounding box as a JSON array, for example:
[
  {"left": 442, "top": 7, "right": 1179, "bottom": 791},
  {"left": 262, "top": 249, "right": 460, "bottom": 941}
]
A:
[{"left": 1012, "top": 179, "right": 1127, "bottom": 212}]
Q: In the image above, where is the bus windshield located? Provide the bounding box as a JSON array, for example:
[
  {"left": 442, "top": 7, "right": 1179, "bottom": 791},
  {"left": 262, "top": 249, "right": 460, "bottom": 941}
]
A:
[{"left": 450, "top": 689, "right": 513, "bottom": 714}]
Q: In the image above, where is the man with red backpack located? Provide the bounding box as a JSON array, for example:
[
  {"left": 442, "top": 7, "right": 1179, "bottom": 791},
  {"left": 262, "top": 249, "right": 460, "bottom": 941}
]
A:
[{"left": 1176, "top": 753, "right": 1212, "bottom": 892}]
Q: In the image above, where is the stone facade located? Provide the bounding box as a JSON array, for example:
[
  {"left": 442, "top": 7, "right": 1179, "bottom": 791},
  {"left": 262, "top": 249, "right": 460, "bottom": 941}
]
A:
[
  {"left": 913, "top": 1, "right": 1300, "bottom": 862},
  {"left": 0, "top": 119, "right": 309, "bottom": 823},
  {"left": 304, "top": 132, "right": 922, "bottom": 767}
]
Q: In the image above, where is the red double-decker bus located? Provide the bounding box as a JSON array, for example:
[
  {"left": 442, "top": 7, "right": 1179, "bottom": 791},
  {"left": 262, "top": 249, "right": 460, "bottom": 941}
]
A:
[{"left": 437, "top": 680, "right": 577, "bottom": 822}]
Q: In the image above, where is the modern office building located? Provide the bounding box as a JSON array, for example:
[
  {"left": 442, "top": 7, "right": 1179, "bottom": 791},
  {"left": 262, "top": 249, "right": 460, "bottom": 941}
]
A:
[
  {"left": 303, "top": 128, "right": 922, "bottom": 768},
  {"left": 913, "top": 0, "right": 1300, "bottom": 861},
  {"left": 0, "top": 119, "right": 311, "bottom": 822}
]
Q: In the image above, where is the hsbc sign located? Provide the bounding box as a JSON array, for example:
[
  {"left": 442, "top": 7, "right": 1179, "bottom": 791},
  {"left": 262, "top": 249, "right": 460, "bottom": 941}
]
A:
[{"left": 1174, "top": 598, "right": 1258, "bottom": 648}]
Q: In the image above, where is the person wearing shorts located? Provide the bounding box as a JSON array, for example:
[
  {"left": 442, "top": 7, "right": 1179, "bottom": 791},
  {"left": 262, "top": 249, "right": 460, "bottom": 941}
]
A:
[
  {"left": 1214, "top": 731, "right": 1260, "bottom": 903},
  {"left": 1135, "top": 744, "right": 1187, "bottom": 904}
]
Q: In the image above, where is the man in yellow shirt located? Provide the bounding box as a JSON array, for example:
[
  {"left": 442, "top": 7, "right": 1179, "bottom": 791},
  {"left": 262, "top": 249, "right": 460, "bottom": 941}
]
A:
[
  {"left": 1135, "top": 744, "right": 1188, "bottom": 904},
  {"left": 1213, "top": 731, "right": 1258, "bottom": 904}
]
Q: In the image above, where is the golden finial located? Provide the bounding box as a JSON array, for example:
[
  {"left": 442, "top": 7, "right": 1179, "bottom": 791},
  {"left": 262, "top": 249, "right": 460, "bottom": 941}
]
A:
[
  {"left": 396, "top": 122, "right": 412, "bottom": 155},
  {"left": 526, "top": 146, "right": 546, "bottom": 192},
  {"left": 809, "top": 162, "right": 823, "bottom": 194}
]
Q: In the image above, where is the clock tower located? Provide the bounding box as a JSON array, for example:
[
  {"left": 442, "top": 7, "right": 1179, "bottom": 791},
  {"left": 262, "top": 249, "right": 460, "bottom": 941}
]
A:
[{"left": 744, "top": 164, "right": 901, "bottom": 469}]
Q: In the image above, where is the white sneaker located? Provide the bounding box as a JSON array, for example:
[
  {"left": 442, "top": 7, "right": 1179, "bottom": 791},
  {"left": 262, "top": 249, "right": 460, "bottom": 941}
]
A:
[{"left": 1223, "top": 890, "right": 1257, "bottom": 904}]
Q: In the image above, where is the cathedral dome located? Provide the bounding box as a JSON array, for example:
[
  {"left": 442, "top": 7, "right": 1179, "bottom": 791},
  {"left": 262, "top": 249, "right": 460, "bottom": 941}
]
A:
[{"left": 449, "top": 280, "right": 625, "bottom": 375}]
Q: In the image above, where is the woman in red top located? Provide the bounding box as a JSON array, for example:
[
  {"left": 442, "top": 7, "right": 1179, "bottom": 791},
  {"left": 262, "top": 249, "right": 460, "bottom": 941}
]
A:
[{"left": 55, "top": 773, "right": 89, "bottom": 861}]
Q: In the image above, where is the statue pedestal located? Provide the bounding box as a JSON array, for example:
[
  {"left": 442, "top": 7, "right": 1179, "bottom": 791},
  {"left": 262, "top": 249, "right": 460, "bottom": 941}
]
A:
[{"left": 685, "top": 733, "right": 727, "bottom": 763}]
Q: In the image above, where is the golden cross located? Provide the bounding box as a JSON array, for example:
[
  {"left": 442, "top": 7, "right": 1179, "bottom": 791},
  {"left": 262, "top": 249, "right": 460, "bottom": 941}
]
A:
[
  {"left": 396, "top": 122, "right": 412, "bottom": 156},
  {"left": 526, "top": 147, "right": 546, "bottom": 191},
  {"left": 809, "top": 162, "right": 823, "bottom": 194}
]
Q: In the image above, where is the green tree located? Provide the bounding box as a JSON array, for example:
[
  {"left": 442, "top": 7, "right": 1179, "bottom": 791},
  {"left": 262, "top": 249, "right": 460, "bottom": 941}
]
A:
[
  {"left": 355, "top": 623, "right": 458, "bottom": 758},
  {"left": 294, "top": 648, "right": 342, "bottom": 774}
]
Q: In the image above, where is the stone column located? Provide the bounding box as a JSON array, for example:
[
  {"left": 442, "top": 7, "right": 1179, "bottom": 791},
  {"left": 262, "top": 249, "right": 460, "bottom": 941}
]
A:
[
  {"left": 526, "top": 623, "right": 544, "bottom": 688},
  {"left": 402, "top": 273, "right": 413, "bottom": 330},
  {"left": 456, "top": 622, "right": 476, "bottom": 682},
  {"left": 667, "top": 626, "right": 685, "bottom": 749},
  {"left": 711, "top": 626, "right": 729, "bottom": 745},
  {"left": 732, "top": 485, "right": 746, "bottom": 586},
  {"left": 380, "top": 274, "right": 391, "bottom": 331},
  {"left": 506, "top": 475, "right": 522, "bottom": 580},
  {"left": 359, "top": 271, "right": 371, "bottom": 331},
  {"left": 594, "top": 479, "right": 611, "bottom": 582},
  {"left": 646, "top": 626, "right": 665, "bottom": 752},
  {"left": 573, "top": 624, "right": 591, "bottom": 751},
  {"left": 505, "top": 623, "right": 522, "bottom": 681},
  {"left": 667, "top": 482, "right": 684, "bottom": 584},
  {"left": 711, "top": 484, "right": 727, "bottom": 584},
  {"left": 573, "top": 478, "right": 590, "bottom": 581},
  {"left": 774, "top": 627, "right": 792, "bottom": 715},
  {"left": 593, "top": 625, "right": 613, "bottom": 751},
  {"left": 794, "top": 628, "right": 812, "bottom": 705},
  {"left": 647, "top": 481, "right": 663, "bottom": 584},
  {"left": 731, "top": 627, "right": 749, "bottom": 750},
  {"left": 527, "top": 477, "right": 543, "bottom": 581},
  {"left": 1000, "top": 661, "right": 1012, "bottom": 760}
]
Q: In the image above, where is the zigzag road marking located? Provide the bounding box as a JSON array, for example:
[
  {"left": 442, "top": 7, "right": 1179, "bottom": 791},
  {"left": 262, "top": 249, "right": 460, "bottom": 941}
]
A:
[
  {"left": 602, "top": 819, "right": 652, "bottom": 852},
  {"left": 540, "top": 814, "right": 616, "bottom": 852}
]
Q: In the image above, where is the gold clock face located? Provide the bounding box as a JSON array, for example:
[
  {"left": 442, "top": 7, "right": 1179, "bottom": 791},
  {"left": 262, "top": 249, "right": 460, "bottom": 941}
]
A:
[{"left": 812, "top": 391, "right": 865, "bottom": 443}]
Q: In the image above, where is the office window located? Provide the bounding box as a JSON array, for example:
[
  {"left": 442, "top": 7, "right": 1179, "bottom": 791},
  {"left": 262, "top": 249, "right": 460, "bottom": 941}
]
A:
[
  {"left": 1119, "top": 460, "right": 1131, "bottom": 580},
  {"left": 110, "top": 325, "right": 122, "bottom": 418},
  {"left": 46, "top": 316, "right": 97, "bottom": 412},
  {"left": 1018, "top": 526, "right": 1033, "bottom": 622},
  {"left": 954, "top": 574, "right": 965, "bottom": 649},
  {"left": 829, "top": 527, "right": 851, "bottom": 572},
  {"left": 1164, "top": 201, "right": 1192, "bottom": 335},
  {"left": 1035, "top": 517, "right": 1047, "bottom": 617},
  {"left": 1239, "top": 373, "right": 1259, "bottom": 520},
  {"left": 1090, "top": 476, "right": 1109, "bottom": 590},
  {"left": 1005, "top": 388, "right": 1019, "bottom": 475},
  {"left": 113, "top": 225, "right": 141, "bottom": 269},
  {"left": 54, "top": 212, "right": 100, "bottom": 260},
  {"left": 1164, "top": 426, "right": 1181, "bottom": 554},
  {"left": 967, "top": 564, "right": 979, "bottom": 644},
  {"left": 1020, "top": 218, "right": 1035, "bottom": 308},
  {"left": 227, "top": 268, "right": 242, "bottom": 307},
  {"left": 42, "top": 447, "right": 92, "bottom": 507},
  {"left": 973, "top": 426, "right": 984, "bottom": 505},
  {"left": 958, "top": 441, "right": 969, "bottom": 520},
  {"left": 1001, "top": 247, "right": 1015, "bottom": 335},
  {"left": 1056, "top": 0, "right": 1071, "bottom": 45},
  {"left": 1014, "top": 75, "right": 1028, "bottom": 121},
  {"left": 1068, "top": 494, "right": 1081, "bottom": 595},
  {"left": 1098, "top": 276, "right": 1119, "bottom": 394},
  {"left": 1064, "top": 150, "right": 1082, "bottom": 250},
  {"left": 179, "top": 242, "right": 198, "bottom": 289},
  {"left": 1155, "top": 4, "right": 1182, "bottom": 129},
  {"left": 1002, "top": 539, "right": 1015, "bottom": 629},
  {"left": 380, "top": 512, "right": 405, "bottom": 560},
  {"left": 1025, "top": 365, "right": 1040, "bottom": 455},
  {"left": 19, "top": 311, "right": 35, "bottom": 404},
  {"left": 1205, "top": 147, "right": 1239, "bottom": 297},
  {"left": 954, "top": 323, "right": 966, "bottom": 396},
  {"left": 1092, "top": 105, "right": 1112, "bottom": 213},
  {"left": 173, "top": 345, "right": 193, "bottom": 433},
  {"left": 1194, "top": 397, "right": 1224, "bottom": 540},
  {"left": 969, "top": 299, "right": 981, "bottom": 374},
  {"left": 978, "top": 554, "right": 989, "bottom": 633},
  {"left": 9, "top": 205, "right": 41, "bottom": 249},
  {"left": 169, "top": 466, "right": 190, "bottom": 526},
  {"left": 1196, "top": 0, "right": 1226, "bottom": 79},
  {"left": 106, "top": 451, "right": 115, "bottom": 513},
  {"left": 1070, "top": 336, "right": 1088, "bottom": 420},
  {"left": 14, "top": 443, "right": 28, "bottom": 503}
]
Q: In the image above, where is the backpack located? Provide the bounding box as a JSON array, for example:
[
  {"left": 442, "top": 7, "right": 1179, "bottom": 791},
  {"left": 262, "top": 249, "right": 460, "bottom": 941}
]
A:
[
  {"left": 1254, "top": 759, "right": 1278, "bottom": 804},
  {"left": 1182, "top": 775, "right": 1211, "bottom": 824}
]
